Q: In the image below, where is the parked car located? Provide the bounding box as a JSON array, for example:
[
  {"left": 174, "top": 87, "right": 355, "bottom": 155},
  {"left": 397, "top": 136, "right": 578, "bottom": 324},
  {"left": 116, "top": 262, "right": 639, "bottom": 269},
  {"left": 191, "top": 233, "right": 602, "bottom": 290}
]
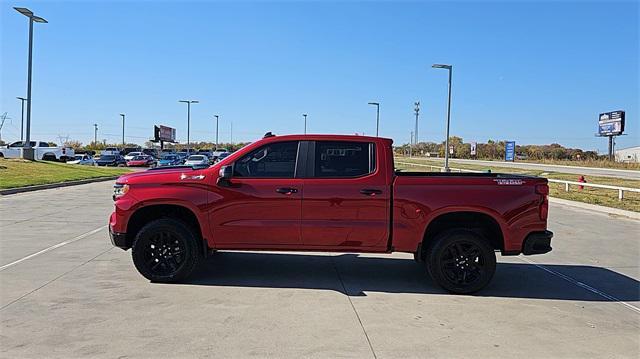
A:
[
  {"left": 142, "top": 148, "right": 158, "bottom": 158},
  {"left": 101, "top": 147, "right": 121, "bottom": 156},
  {"left": 156, "top": 154, "right": 182, "bottom": 167},
  {"left": 126, "top": 155, "right": 155, "bottom": 167},
  {"left": 96, "top": 154, "right": 126, "bottom": 167},
  {"left": 67, "top": 154, "right": 96, "bottom": 166},
  {"left": 110, "top": 133, "right": 553, "bottom": 294},
  {"left": 211, "top": 148, "right": 228, "bottom": 161},
  {"left": 124, "top": 151, "right": 143, "bottom": 162},
  {"left": 123, "top": 147, "right": 141, "bottom": 155},
  {"left": 214, "top": 152, "right": 230, "bottom": 163},
  {"left": 0, "top": 141, "right": 75, "bottom": 161},
  {"left": 184, "top": 155, "right": 210, "bottom": 167}
]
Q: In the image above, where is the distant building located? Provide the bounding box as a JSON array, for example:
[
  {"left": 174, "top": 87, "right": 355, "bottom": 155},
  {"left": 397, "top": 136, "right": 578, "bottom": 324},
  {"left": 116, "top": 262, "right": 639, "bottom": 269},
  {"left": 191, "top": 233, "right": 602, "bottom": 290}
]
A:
[{"left": 615, "top": 146, "right": 640, "bottom": 163}]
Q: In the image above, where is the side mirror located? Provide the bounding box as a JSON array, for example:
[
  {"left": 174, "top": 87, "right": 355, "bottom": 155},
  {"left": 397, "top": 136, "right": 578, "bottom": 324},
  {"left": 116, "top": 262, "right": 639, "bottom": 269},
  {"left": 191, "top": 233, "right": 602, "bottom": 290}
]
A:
[
  {"left": 217, "top": 165, "right": 233, "bottom": 187},
  {"left": 219, "top": 165, "right": 233, "bottom": 180}
]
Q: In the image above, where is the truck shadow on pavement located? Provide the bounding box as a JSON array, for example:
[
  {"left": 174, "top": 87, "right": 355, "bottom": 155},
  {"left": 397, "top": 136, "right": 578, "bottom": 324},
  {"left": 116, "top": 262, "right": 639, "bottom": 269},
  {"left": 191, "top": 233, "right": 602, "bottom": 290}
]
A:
[{"left": 185, "top": 252, "right": 640, "bottom": 301}]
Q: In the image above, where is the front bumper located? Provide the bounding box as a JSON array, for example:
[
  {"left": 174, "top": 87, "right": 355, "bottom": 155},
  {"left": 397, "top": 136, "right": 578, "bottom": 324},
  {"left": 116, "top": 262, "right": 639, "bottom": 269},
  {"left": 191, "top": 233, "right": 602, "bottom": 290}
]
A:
[
  {"left": 109, "top": 227, "right": 129, "bottom": 250},
  {"left": 522, "top": 230, "right": 553, "bottom": 255}
]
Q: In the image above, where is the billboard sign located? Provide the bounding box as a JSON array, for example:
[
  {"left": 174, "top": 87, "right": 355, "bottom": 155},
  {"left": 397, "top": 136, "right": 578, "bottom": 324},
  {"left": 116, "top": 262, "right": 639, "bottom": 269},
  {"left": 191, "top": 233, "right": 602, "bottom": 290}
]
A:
[
  {"left": 505, "top": 141, "right": 516, "bottom": 162},
  {"left": 470, "top": 142, "right": 477, "bottom": 156},
  {"left": 598, "top": 111, "right": 625, "bottom": 136},
  {"left": 154, "top": 125, "right": 176, "bottom": 142}
]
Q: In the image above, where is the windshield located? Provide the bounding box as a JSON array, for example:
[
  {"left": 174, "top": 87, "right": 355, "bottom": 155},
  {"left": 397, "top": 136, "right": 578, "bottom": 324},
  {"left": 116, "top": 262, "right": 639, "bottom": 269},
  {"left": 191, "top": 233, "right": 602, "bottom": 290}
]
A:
[
  {"left": 162, "top": 155, "right": 176, "bottom": 160},
  {"left": 100, "top": 155, "right": 115, "bottom": 160},
  {"left": 133, "top": 156, "right": 147, "bottom": 160},
  {"left": 188, "top": 155, "right": 205, "bottom": 161},
  {"left": 73, "top": 155, "right": 84, "bottom": 160}
]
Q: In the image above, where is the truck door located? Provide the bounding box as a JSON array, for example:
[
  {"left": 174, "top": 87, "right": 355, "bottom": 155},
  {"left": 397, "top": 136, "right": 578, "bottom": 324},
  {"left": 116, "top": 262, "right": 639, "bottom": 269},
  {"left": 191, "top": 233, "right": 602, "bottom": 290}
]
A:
[
  {"left": 209, "top": 140, "right": 303, "bottom": 245},
  {"left": 301, "top": 140, "right": 389, "bottom": 249}
]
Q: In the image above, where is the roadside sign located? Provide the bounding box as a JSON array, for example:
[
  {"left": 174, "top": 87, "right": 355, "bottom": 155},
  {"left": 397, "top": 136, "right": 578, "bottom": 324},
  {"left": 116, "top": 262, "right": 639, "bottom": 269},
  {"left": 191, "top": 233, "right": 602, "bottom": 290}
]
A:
[
  {"left": 470, "top": 142, "right": 477, "bottom": 156},
  {"left": 598, "top": 110, "right": 625, "bottom": 136},
  {"left": 154, "top": 125, "right": 176, "bottom": 142},
  {"left": 505, "top": 141, "right": 516, "bottom": 162},
  {"left": 449, "top": 145, "right": 454, "bottom": 155}
]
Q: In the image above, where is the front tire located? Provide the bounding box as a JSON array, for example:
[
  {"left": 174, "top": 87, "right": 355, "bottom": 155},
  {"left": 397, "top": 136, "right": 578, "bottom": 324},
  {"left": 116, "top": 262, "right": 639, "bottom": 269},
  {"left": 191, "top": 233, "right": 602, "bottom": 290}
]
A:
[
  {"left": 426, "top": 230, "right": 496, "bottom": 294},
  {"left": 132, "top": 218, "right": 202, "bottom": 282}
]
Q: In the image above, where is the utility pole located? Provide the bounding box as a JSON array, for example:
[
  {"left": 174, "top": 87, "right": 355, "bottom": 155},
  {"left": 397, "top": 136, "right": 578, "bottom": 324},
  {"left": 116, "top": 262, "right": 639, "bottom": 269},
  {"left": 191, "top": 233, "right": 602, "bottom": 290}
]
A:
[
  {"left": 120, "top": 113, "right": 125, "bottom": 145},
  {"left": 414, "top": 101, "right": 420, "bottom": 145},
  {"left": 410, "top": 131, "right": 414, "bottom": 157},
  {"left": 214, "top": 115, "right": 220, "bottom": 146},
  {"left": 179, "top": 100, "right": 199, "bottom": 149},
  {"left": 230, "top": 121, "right": 233, "bottom": 144},
  {"left": 432, "top": 64, "right": 453, "bottom": 171},
  {"left": 303, "top": 114, "right": 307, "bottom": 134},
  {"left": 93, "top": 124, "right": 98, "bottom": 146},
  {"left": 17, "top": 97, "right": 27, "bottom": 141},
  {"left": 14, "top": 7, "right": 47, "bottom": 159},
  {"left": 368, "top": 102, "right": 380, "bottom": 136}
]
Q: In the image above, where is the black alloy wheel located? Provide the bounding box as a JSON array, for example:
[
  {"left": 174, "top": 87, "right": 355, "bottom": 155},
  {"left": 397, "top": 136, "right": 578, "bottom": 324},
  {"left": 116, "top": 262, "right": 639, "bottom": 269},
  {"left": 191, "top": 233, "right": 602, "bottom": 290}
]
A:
[
  {"left": 132, "top": 218, "right": 202, "bottom": 282},
  {"left": 426, "top": 230, "right": 496, "bottom": 294}
]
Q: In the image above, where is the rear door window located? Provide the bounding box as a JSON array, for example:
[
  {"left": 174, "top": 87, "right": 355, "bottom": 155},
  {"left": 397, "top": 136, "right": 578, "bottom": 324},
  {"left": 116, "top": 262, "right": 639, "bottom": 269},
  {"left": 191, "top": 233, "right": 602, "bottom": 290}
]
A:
[{"left": 313, "top": 141, "right": 375, "bottom": 178}]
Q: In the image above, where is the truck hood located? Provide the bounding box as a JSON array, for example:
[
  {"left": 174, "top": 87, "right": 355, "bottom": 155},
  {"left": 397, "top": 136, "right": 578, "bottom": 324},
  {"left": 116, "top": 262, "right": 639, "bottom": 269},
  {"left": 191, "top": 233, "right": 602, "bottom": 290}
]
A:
[{"left": 116, "top": 166, "right": 209, "bottom": 184}]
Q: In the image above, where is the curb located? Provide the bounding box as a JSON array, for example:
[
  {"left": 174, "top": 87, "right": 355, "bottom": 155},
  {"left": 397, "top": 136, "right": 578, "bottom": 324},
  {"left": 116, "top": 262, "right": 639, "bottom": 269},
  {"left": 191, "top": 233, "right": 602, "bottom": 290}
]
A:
[
  {"left": 549, "top": 197, "right": 640, "bottom": 221},
  {"left": 0, "top": 176, "right": 119, "bottom": 196}
]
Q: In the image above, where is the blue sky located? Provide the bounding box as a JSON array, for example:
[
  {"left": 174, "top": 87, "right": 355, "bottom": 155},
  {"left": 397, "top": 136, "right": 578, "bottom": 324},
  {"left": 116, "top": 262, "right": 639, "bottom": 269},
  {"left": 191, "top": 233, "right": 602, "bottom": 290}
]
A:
[{"left": 1, "top": 1, "right": 638, "bottom": 152}]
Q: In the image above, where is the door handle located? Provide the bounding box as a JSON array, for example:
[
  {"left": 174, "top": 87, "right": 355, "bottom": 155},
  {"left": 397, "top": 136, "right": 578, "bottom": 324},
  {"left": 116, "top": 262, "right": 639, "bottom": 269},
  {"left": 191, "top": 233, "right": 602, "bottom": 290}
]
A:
[
  {"left": 276, "top": 187, "right": 298, "bottom": 195},
  {"left": 360, "top": 188, "right": 382, "bottom": 196}
]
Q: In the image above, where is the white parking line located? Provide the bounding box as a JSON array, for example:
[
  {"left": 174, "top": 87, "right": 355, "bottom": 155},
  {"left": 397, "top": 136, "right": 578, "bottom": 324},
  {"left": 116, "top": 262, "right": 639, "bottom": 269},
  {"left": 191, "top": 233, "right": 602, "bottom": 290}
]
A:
[
  {"left": 0, "top": 225, "right": 108, "bottom": 271},
  {"left": 518, "top": 256, "right": 640, "bottom": 314}
]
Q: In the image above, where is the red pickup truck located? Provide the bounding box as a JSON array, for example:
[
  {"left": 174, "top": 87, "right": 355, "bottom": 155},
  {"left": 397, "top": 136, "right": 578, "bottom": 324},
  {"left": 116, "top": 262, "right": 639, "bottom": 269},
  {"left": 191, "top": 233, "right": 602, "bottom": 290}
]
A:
[{"left": 109, "top": 133, "right": 552, "bottom": 294}]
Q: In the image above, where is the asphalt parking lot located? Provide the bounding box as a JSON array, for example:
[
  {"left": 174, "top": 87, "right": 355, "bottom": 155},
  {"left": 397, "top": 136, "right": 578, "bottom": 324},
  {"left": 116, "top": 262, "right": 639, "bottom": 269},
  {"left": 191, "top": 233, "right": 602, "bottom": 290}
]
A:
[{"left": 1, "top": 181, "right": 639, "bottom": 358}]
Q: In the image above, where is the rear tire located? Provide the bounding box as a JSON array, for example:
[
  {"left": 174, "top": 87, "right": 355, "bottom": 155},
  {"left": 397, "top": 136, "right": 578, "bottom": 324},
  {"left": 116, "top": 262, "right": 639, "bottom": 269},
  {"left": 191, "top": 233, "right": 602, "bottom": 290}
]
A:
[
  {"left": 425, "top": 230, "right": 496, "bottom": 294},
  {"left": 132, "top": 218, "right": 202, "bottom": 283}
]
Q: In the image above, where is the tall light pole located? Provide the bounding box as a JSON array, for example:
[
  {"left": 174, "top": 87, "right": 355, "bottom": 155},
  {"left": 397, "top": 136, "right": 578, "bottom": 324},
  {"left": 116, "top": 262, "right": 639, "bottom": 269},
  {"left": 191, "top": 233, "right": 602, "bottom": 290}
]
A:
[
  {"left": 120, "top": 113, "right": 125, "bottom": 145},
  {"left": 368, "top": 102, "right": 380, "bottom": 136},
  {"left": 14, "top": 7, "right": 47, "bottom": 159},
  {"left": 93, "top": 124, "right": 98, "bottom": 146},
  {"left": 432, "top": 64, "right": 453, "bottom": 172},
  {"left": 303, "top": 114, "right": 307, "bottom": 134},
  {"left": 179, "top": 100, "right": 198, "bottom": 149},
  {"left": 16, "top": 97, "right": 27, "bottom": 142},
  {"left": 230, "top": 121, "right": 233, "bottom": 144},
  {"left": 414, "top": 101, "right": 420, "bottom": 146},
  {"left": 214, "top": 115, "right": 220, "bottom": 145}
]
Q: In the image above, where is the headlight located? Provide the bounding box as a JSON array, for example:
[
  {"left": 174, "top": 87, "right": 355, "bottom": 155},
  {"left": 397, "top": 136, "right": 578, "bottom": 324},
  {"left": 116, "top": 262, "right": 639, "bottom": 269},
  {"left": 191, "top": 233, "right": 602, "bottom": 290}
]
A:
[{"left": 113, "top": 183, "right": 129, "bottom": 200}]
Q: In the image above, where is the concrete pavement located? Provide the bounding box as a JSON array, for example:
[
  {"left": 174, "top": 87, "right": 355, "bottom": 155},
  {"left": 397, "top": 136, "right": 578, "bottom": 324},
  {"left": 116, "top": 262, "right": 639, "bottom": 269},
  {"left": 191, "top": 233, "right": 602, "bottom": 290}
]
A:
[{"left": 1, "top": 182, "right": 639, "bottom": 358}]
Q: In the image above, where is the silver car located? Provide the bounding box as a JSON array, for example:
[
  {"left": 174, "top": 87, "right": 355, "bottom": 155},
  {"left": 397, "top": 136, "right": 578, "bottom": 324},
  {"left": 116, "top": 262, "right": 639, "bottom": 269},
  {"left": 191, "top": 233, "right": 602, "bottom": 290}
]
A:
[{"left": 184, "top": 155, "right": 210, "bottom": 167}]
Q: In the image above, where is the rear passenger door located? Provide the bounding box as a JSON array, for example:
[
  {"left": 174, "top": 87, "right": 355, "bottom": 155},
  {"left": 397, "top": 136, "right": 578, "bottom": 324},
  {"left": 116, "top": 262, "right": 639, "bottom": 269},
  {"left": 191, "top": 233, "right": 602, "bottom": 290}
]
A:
[{"left": 301, "top": 141, "right": 389, "bottom": 249}]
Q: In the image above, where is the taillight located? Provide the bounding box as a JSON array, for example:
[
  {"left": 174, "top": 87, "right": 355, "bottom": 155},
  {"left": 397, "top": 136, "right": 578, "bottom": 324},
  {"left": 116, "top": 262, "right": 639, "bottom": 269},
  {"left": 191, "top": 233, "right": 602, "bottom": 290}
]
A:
[{"left": 536, "top": 184, "right": 549, "bottom": 221}]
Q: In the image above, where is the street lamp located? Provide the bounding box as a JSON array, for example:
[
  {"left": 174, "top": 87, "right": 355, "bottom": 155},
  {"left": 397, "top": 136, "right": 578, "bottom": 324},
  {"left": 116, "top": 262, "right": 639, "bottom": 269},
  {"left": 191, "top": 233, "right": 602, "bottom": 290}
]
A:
[
  {"left": 303, "top": 114, "right": 307, "bottom": 134},
  {"left": 14, "top": 7, "right": 47, "bottom": 159},
  {"left": 120, "top": 114, "right": 125, "bottom": 145},
  {"left": 432, "top": 64, "right": 453, "bottom": 172},
  {"left": 178, "top": 100, "right": 198, "bottom": 149},
  {"left": 214, "top": 115, "right": 220, "bottom": 145},
  {"left": 368, "top": 102, "right": 380, "bottom": 136},
  {"left": 16, "top": 97, "right": 27, "bottom": 142}
]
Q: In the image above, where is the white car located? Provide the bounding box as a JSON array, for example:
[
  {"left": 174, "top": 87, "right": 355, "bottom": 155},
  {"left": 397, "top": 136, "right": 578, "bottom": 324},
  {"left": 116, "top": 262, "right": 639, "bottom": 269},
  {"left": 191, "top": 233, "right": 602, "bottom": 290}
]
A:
[
  {"left": 184, "top": 155, "right": 210, "bottom": 167},
  {"left": 101, "top": 147, "right": 121, "bottom": 156},
  {"left": 124, "top": 151, "right": 143, "bottom": 162},
  {"left": 67, "top": 154, "right": 96, "bottom": 166},
  {"left": 0, "top": 141, "right": 75, "bottom": 161},
  {"left": 212, "top": 148, "right": 228, "bottom": 160}
]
